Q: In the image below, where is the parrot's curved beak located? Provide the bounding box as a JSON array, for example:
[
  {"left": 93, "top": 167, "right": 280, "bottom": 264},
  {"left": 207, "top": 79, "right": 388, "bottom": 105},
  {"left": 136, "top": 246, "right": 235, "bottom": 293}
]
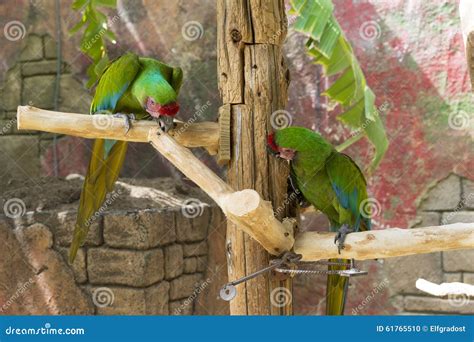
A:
[
  {"left": 279, "top": 148, "right": 295, "bottom": 161},
  {"left": 266, "top": 144, "right": 280, "bottom": 157}
]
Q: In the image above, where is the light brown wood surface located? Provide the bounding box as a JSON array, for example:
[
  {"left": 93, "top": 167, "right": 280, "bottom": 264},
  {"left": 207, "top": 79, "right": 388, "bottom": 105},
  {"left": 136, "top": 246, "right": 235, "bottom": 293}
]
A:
[
  {"left": 294, "top": 223, "right": 474, "bottom": 261},
  {"left": 148, "top": 129, "right": 294, "bottom": 255},
  {"left": 17, "top": 106, "right": 219, "bottom": 155},
  {"left": 218, "top": 0, "right": 292, "bottom": 315}
]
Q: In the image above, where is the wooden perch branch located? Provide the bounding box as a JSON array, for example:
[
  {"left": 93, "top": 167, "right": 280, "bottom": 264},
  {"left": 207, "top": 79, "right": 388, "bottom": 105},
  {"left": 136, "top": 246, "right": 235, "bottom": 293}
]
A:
[
  {"left": 148, "top": 129, "right": 295, "bottom": 255},
  {"left": 16, "top": 105, "right": 294, "bottom": 255},
  {"left": 294, "top": 223, "right": 474, "bottom": 261},
  {"left": 16, "top": 106, "right": 474, "bottom": 261},
  {"left": 17, "top": 106, "right": 220, "bottom": 155}
]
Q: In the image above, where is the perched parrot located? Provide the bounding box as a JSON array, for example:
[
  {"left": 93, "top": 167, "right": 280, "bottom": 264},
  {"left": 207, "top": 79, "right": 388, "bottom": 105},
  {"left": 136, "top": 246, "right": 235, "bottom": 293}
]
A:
[
  {"left": 267, "top": 126, "right": 371, "bottom": 315},
  {"left": 68, "top": 52, "right": 183, "bottom": 262}
]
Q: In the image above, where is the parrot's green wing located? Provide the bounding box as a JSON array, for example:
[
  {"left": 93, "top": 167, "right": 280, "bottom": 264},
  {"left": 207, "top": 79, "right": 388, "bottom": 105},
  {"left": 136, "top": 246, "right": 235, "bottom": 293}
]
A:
[
  {"left": 69, "top": 53, "right": 140, "bottom": 263},
  {"left": 90, "top": 52, "right": 141, "bottom": 114},
  {"left": 170, "top": 67, "right": 183, "bottom": 93},
  {"left": 325, "top": 152, "right": 371, "bottom": 232},
  {"left": 323, "top": 152, "right": 371, "bottom": 315}
]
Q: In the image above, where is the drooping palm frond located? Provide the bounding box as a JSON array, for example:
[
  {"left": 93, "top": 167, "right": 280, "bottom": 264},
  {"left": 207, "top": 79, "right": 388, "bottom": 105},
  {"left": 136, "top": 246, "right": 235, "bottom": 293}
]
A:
[
  {"left": 290, "top": 0, "right": 389, "bottom": 171},
  {"left": 70, "top": 0, "right": 118, "bottom": 88}
]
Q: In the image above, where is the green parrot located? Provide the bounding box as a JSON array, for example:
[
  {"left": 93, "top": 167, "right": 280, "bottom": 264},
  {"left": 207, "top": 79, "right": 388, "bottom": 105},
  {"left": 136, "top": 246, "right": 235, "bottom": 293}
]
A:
[
  {"left": 68, "top": 52, "right": 183, "bottom": 262},
  {"left": 267, "top": 126, "right": 371, "bottom": 315}
]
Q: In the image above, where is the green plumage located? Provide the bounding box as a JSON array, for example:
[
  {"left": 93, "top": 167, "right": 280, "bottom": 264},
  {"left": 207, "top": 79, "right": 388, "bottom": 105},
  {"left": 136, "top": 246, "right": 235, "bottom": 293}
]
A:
[
  {"left": 69, "top": 53, "right": 183, "bottom": 262},
  {"left": 274, "top": 127, "right": 371, "bottom": 315}
]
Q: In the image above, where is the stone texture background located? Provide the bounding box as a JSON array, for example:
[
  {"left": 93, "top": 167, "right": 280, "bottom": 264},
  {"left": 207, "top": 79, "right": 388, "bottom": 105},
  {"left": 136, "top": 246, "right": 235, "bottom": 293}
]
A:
[
  {"left": 0, "top": 0, "right": 472, "bottom": 315},
  {"left": 0, "top": 178, "right": 229, "bottom": 315}
]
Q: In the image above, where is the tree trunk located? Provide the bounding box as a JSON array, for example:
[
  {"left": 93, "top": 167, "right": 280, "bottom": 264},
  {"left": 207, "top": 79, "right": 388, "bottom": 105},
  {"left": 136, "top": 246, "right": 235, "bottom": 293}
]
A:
[{"left": 217, "top": 0, "right": 292, "bottom": 315}]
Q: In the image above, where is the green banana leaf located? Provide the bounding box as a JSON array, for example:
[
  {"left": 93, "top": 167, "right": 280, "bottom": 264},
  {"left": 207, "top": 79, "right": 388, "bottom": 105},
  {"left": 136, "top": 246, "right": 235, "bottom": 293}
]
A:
[
  {"left": 290, "top": 0, "right": 389, "bottom": 171},
  {"left": 70, "top": 0, "right": 117, "bottom": 88}
]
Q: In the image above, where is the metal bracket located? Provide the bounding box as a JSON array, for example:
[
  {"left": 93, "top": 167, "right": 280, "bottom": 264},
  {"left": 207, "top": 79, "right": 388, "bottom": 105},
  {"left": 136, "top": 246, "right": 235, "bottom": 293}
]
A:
[
  {"left": 217, "top": 104, "right": 231, "bottom": 165},
  {"left": 219, "top": 252, "right": 302, "bottom": 301}
]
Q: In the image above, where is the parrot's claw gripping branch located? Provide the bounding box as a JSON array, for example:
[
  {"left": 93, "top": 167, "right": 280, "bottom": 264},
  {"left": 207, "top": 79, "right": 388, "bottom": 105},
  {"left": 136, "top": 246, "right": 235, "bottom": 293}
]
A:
[
  {"left": 334, "top": 224, "right": 354, "bottom": 254},
  {"left": 112, "top": 113, "right": 136, "bottom": 134}
]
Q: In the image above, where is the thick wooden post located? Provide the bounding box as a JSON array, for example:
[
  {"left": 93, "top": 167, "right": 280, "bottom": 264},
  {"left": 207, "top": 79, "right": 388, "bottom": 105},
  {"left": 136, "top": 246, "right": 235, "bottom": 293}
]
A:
[{"left": 217, "top": 0, "right": 291, "bottom": 315}]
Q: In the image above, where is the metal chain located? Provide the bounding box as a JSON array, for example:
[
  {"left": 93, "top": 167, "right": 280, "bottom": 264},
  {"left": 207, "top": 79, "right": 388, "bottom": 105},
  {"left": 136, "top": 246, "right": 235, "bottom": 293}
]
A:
[
  {"left": 313, "top": 261, "right": 351, "bottom": 267},
  {"left": 275, "top": 267, "right": 344, "bottom": 275}
]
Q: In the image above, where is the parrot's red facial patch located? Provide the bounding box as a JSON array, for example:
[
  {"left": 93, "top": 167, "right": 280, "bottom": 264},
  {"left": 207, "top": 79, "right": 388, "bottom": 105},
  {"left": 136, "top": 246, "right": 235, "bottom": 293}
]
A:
[
  {"left": 266, "top": 133, "right": 295, "bottom": 160},
  {"left": 146, "top": 98, "right": 180, "bottom": 117},
  {"left": 267, "top": 133, "right": 279, "bottom": 153}
]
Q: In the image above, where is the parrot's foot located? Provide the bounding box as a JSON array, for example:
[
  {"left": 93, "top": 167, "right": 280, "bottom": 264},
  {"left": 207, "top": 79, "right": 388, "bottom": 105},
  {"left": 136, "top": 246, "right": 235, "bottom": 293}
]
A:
[
  {"left": 113, "top": 113, "right": 136, "bottom": 134},
  {"left": 156, "top": 116, "right": 175, "bottom": 133},
  {"left": 334, "top": 224, "right": 354, "bottom": 254}
]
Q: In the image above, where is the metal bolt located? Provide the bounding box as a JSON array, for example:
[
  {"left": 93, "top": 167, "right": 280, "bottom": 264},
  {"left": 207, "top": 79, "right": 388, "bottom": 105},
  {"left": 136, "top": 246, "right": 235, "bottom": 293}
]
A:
[{"left": 230, "top": 29, "right": 242, "bottom": 42}]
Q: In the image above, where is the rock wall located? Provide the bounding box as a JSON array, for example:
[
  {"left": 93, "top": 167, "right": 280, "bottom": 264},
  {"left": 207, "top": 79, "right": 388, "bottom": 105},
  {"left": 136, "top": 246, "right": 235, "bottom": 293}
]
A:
[
  {"left": 0, "top": 33, "right": 91, "bottom": 185},
  {"left": 0, "top": 178, "right": 229, "bottom": 315},
  {"left": 384, "top": 174, "right": 474, "bottom": 315}
]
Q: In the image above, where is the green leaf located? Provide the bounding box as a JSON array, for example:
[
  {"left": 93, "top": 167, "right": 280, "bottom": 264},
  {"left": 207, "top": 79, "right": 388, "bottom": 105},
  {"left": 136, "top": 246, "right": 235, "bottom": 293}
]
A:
[
  {"left": 93, "top": 0, "right": 117, "bottom": 8},
  {"left": 72, "top": 0, "right": 88, "bottom": 11},
  {"left": 94, "top": 55, "right": 110, "bottom": 77},
  {"left": 69, "top": 19, "right": 86, "bottom": 34},
  {"left": 290, "top": 0, "right": 389, "bottom": 170},
  {"left": 322, "top": 68, "right": 355, "bottom": 105},
  {"left": 292, "top": 0, "right": 334, "bottom": 41},
  {"left": 364, "top": 110, "right": 389, "bottom": 172},
  {"left": 103, "top": 30, "right": 116, "bottom": 42},
  {"left": 70, "top": 0, "right": 118, "bottom": 88},
  {"left": 86, "top": 63, "right": 99, "bottom": 88}
]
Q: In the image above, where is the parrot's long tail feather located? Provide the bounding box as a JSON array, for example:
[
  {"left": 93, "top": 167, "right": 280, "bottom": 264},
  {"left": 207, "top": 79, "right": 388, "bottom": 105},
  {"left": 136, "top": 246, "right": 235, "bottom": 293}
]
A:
[
  {"left": 326, "top": 258, "right": 350, "bottom": 315},
  {"left": 69, "top": 139, "right": 128, "bottom": 263}
]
